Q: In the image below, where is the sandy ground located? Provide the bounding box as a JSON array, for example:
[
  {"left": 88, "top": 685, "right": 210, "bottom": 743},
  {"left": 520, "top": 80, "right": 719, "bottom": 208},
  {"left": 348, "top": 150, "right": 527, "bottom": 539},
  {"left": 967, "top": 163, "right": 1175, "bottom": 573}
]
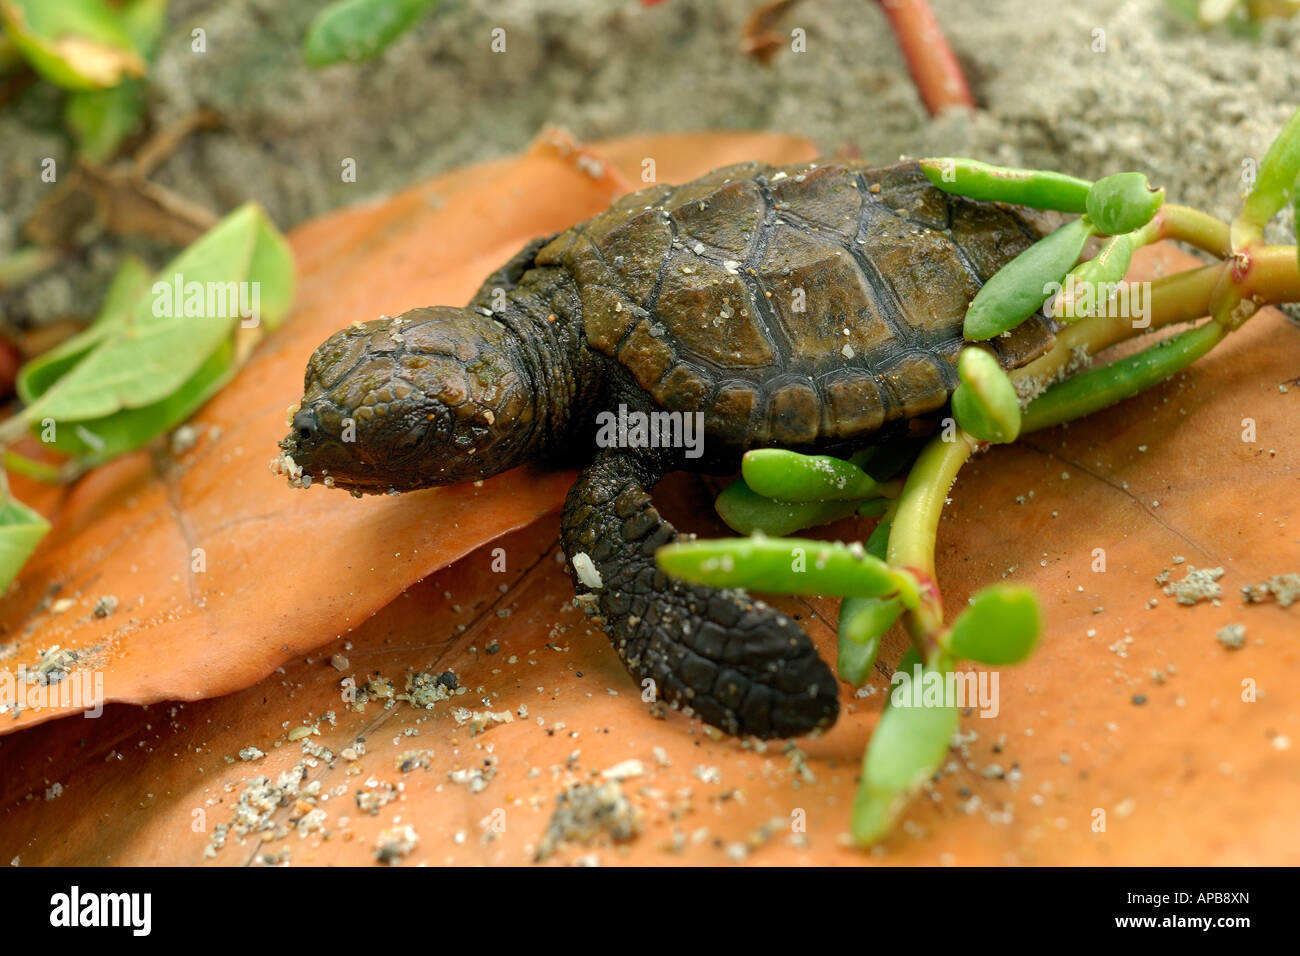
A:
[{"left": 1, "top": 0, "right": 1298, "bottom": 328}]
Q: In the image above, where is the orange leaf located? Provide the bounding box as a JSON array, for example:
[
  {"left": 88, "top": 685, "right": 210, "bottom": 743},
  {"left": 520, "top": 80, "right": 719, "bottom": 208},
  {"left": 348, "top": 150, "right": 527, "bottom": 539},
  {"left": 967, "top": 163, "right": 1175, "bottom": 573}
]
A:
[
  {"left": 0, "top": 131, "right": 817, "bottom": 734},
  {"left": 2, "top": 138, "right": 1295, "bottom": 866}
]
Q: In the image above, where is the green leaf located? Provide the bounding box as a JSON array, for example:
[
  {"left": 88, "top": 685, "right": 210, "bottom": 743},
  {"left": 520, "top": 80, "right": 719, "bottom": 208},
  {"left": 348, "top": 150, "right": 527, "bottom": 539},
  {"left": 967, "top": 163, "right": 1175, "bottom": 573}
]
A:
[
  {"left": 17, "top": 254, "right": 152, "bottom": 405},
  {"left": 37, "top": 336, "right": 235, "bottom": 460},
  {"left": 944, "top": 584, "right": 1041, "bottom": 664},
  {"left": 713, "top": 476, "right": 861, "bottom": 536},
  {"left": 1164, "top": 0, "right": 1200, "bottom": 20},
  {"left": 119, "top": 0, "right": 170, "bottom": 59},
  {"left": 303, "top": 0, "right": 439, "bottom": 67},
  {"left": 851, "top": 651, "right": 958, "bottom": 845},
  {"left": 836, "top": 511, "right": 899, "bottom": 685},
  {"left": 1053, "top": 231, "right": 1138, "bottom": 322},
  {"left": 25, "top": 203, "right": 284, "bottom": 424},
  {"left": 59, "top": 0, "right": 169, "bottom": 159},
  {"left": 0, "top": 0, "right": 146, "bottom": 90},
  {"left": 1240, "top": 105, "right": 1300, "bottom": 238},
  {"left": 918, "top": 158, "right": 1092, "bottom": 213},
  {"left": 245, "top": 213, "right": 296, "bottom": 332},
  {"left": 656, "top": 536, "right": 907, "bottom": 600},
  {"left": 863, "top": 510, "right": 893, "bottom": 560},
  {"left": 950, "top": 347, "right": 1021, "bottom": 444},
  {"left": 963, "top": 217, "right": 1094, "bottom": 341},
  {"left": 740, "top": 448, "right": 880, "bottom": 502},
  {"left": 0, "top": 497, "right": 50, "bottom": 594},
  {"left": 1086, "top": 172, "right": 1165, "bottom": 237},
  {"left": 64, "top": 78, "right": 145, "bottom": 161},
  {"left": 856, "top": 497, "right": 889, "bottom": 518},
  {"left": 14, "top": 204, "right": 294, "bottom": 463},
  {"left": 0, "top": 245, "right": 60, "bottom": 291},
  {"left": 0, "top": 30, "right": 22, "bottom": 72},
  {"left": 838, "top": 594, "right": 901, "bottom": 686},
  {"left": 1023, "top": 320, "right": 1225, "bottom": 433}
]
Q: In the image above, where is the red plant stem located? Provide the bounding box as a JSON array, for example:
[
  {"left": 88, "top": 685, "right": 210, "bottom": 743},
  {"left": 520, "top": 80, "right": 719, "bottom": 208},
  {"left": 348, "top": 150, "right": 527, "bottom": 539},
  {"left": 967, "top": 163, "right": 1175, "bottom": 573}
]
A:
[
  {"left": 875, "top": 0, "right": 976, "bottom": 115},
  {"left": 1233, "top": 244, "right": 1300, "bottom": 304}
]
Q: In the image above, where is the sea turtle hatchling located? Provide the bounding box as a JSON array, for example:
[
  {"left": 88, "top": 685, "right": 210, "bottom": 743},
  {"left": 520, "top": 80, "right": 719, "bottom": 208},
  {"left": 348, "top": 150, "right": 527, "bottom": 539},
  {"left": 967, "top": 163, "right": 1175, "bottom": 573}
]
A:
[{"left": 278, "top": 159, "right": 1062, "bottom": 739}]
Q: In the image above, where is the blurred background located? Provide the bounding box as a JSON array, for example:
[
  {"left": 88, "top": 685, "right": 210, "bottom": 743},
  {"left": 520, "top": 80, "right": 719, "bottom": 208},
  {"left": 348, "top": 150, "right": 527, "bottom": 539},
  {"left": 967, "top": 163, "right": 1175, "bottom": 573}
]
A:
[{"left": 2, "top": 0, "right": 1298, "bottom": 340}]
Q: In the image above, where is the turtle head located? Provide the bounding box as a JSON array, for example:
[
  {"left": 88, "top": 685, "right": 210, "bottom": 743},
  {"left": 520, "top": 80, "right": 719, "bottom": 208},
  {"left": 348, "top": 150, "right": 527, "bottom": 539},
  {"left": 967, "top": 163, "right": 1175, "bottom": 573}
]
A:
[{"left": 277, "top": 306, "right": 538, "bottom": 495}]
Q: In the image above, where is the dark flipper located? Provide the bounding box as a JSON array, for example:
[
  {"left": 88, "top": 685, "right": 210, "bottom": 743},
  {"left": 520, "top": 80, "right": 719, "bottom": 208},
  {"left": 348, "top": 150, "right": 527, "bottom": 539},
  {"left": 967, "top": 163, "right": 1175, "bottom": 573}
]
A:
[{"left": 560, "top": 446, "right": 839, "bottom": 738}]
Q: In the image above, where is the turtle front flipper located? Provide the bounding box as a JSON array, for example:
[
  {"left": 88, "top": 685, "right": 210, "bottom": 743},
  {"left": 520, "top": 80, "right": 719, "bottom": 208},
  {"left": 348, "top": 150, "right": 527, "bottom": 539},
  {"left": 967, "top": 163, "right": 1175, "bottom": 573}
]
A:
[{"left": 561, "top": 446, "right": 839, "bottom": 739}]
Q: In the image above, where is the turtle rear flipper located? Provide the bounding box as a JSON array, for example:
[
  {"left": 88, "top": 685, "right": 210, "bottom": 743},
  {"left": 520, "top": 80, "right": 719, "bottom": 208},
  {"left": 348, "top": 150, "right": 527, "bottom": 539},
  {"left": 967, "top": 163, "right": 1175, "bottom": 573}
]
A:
[{"left": 561, "top": 446, "right": 839, "bottom": 738}]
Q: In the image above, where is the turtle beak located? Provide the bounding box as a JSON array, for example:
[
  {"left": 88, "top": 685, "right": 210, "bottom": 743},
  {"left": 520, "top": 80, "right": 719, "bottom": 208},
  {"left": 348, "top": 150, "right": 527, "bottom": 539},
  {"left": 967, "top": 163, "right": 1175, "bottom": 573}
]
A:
[
  {"left": 276, "top": 402, "right": 329, "bottom": 490},
  {"left": 274, "top": 399, "right": 420, "bottom": 495},
  {"left": 291, "top": 405, "right": 321, "bottom": 445}
]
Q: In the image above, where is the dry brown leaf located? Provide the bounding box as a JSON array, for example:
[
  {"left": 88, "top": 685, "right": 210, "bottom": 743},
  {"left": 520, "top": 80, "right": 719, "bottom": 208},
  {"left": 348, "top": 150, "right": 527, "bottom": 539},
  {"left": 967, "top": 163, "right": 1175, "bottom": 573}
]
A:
[
  {"left": 2, "top": 295, "right": 1297, "bottom": 864},
  {"left": 24, "top": 162, "right": 219, "bottom": 249},
  {"left": 0, "top": 136, "right": 1296, "bottom": 866},
  {"left": 0, "top": 131, "right": 819, "bottom": 734}
]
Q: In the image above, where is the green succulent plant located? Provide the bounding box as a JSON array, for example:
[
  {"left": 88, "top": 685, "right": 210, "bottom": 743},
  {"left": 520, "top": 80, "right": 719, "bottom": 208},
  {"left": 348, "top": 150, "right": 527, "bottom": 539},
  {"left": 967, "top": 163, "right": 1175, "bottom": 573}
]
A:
[{"left": 659, "top": 106, "right": 1300, "bottom": 844}]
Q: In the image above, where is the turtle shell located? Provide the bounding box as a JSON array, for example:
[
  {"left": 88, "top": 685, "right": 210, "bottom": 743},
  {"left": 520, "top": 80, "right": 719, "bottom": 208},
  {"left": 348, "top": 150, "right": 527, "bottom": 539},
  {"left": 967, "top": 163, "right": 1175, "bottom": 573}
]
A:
[{"left": 535, "top": 160, "right": 1059, "bottom": 451}]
